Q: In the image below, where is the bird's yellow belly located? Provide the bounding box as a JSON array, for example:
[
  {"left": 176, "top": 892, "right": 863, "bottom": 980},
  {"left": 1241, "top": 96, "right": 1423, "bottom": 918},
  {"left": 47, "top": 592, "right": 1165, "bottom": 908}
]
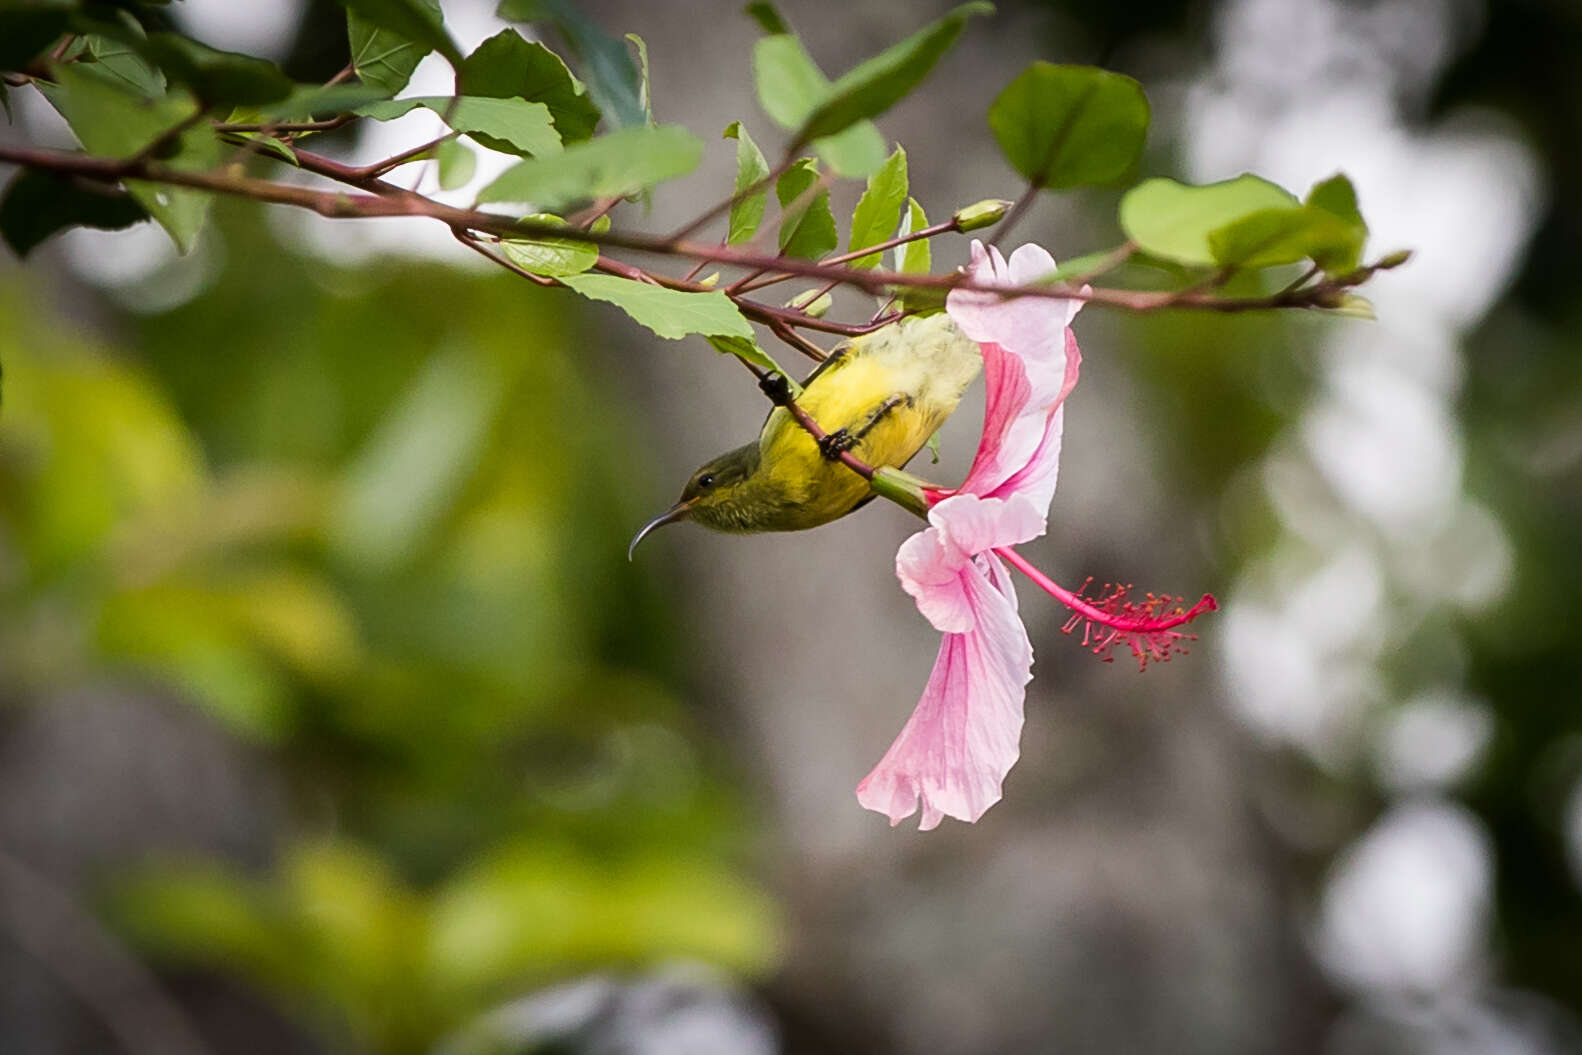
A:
[{"left": 757, "top": 357, "right": 942, "bottom": 531}]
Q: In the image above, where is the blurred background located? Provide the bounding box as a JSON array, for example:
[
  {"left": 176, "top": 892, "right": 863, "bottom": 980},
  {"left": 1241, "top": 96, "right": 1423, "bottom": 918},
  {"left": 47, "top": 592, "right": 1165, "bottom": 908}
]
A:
[{"left": 2, "top": 0, "right": 1580, "bottom": 1052}]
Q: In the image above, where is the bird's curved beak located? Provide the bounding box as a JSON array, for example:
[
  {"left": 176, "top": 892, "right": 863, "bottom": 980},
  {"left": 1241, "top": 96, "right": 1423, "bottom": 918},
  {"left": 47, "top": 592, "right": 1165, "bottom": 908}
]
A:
[{"left": 628, "top": 500, "right": 692, "bottom": 560}]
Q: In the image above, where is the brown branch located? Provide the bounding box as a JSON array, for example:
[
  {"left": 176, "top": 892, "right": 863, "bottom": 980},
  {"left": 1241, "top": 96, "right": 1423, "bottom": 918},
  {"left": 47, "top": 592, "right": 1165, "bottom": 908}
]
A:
[{"left": 0, "top": 143, "right": 1400, "bottom": 319}]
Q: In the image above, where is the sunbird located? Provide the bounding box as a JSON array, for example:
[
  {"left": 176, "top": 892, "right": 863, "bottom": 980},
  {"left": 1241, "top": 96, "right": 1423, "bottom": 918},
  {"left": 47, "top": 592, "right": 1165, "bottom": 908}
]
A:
[{"left": 629, "top": 313, "right": 983, "bottom": 556}]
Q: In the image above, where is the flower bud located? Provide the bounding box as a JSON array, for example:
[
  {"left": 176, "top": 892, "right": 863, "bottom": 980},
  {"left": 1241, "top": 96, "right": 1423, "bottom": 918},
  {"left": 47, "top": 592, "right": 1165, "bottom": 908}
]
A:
[
  {"left": 952, "top": 199, "right": 1013, "bottom": 232},
  {"left": 785, "top": 288, "right": 832, "bottom": 317}
]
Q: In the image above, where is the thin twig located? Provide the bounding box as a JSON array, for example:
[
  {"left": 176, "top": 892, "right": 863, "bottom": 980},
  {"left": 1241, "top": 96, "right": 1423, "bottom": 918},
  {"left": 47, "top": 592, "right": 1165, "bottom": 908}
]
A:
[{"left": 666, "top": 150, "right": 797, "bottom": 243}]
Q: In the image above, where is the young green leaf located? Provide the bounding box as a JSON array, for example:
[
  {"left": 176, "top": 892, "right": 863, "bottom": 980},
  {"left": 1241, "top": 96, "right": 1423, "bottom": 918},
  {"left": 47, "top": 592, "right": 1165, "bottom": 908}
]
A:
[
  {"left": 1, "top": 167, "right": 149, "bottom": 257},
  {"left": 895, "top": 197, "right": 930, "bottom": 274},
  {"left": 723, "top": 121, "right": 770, "bottom": 245},
  {"left": 477, "top": 124, "right": 702, "bottom": 208},
  {"left": 496, "top": 0, "right": 646, "bottom": 129},
  {"left": 499, "top": 213, "right": 598, "bottom": 275},
  {"left": 340, "top": 0, "right": 461, "bottom": 66},
  {"left": 139, "top": 33, "right": 294, "bottom": 105},
  {"left": 40, "top": 65, "right": 219, "bottom": 252},
  {"left": 346, "top": 0, "right": 442, "bottom": 95},
  {"left": 797, "top": 2, "right": 992, "bottom": 144},
  {"left": 358, "top": 96, "right": 562, "bottom": 157},
  {"left": 775, "top": 158, "right": 837, "bottom": 260},
  {"left": 989, "top": 63, "right": 1149, "bottom": 190},
  {"left": 434, "top": 138, "right": 475, "bottom": 189},
  {"left": 1119, "top": 175, "right": 1297, "bottom": 266},
  {"left": 708, "top": 334, "right": 799, "bottom": 389},
  {"left": 457, "top": 29, "right": 600, "bottom": 142},
  {"left": 847, "top": 146, "right": 908, "bottom": 269},
  {"left": 557, "top": 274, "right": 755, "bottom": 340}
]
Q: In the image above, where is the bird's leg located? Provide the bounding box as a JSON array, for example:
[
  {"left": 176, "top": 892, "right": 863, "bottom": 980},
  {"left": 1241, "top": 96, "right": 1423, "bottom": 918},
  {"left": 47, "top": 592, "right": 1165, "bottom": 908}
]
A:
[{"left": 818, "top": 394, "right": 909, "bottom": 461}]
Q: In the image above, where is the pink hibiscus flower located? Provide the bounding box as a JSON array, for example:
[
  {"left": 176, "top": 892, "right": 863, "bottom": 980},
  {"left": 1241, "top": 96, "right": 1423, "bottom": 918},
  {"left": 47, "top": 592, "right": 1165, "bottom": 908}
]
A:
[{"left": 857, "top": 242, "right": 1217, "bottom": 830}]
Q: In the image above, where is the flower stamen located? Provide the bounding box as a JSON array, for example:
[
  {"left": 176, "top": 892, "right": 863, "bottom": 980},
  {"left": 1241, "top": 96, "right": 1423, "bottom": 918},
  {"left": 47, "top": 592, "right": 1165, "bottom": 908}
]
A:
[{"left": 994, "top": 547, "right": 1218, "bottom": 671}]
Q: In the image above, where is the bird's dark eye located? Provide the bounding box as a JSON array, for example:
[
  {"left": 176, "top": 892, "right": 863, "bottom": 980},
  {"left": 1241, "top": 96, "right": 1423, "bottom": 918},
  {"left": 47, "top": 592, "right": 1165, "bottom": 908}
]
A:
[{"left": 697, "top": 473, "right": 715, "bottom": 489}]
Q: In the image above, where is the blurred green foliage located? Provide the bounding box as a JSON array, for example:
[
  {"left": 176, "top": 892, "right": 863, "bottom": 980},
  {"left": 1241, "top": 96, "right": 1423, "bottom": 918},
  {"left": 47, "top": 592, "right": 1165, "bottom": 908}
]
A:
[{"left": 0, "top": 201, "right": 781, "bottom": 1052}]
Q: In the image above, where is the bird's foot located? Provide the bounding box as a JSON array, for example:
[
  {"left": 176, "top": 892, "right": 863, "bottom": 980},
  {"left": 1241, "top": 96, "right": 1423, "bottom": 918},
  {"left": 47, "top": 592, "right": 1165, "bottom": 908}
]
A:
[
  {"left": 819, "top": 429, "right": 856, "bottom": 460},
  {"left": 758, "top": 372, "right": 793, "bottom": 406}
]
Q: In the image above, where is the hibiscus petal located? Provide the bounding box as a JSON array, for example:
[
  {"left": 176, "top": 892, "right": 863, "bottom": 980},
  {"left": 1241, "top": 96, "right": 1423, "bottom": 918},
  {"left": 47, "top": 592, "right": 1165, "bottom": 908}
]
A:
[
  {"left": 947, "top": 240, "right": 1077, "bottom": 391},
  {"left": 1007, "top": 243, "right": 1083, "bottom": 330},
  {"left": 977, "top": 331, "right": 1083, "bottom": 511},
  {"left": 930, "top": 493, "right": 1046, "bottom": 554},
  {"left": 857, "top": 554, "right": 1032, "bottom": 829},
  {"left": 955, "top": 340, "right": 1032, "bottom": 498},
  {"left": 896, "top": 527, "right": 975, "bottom": 633}
]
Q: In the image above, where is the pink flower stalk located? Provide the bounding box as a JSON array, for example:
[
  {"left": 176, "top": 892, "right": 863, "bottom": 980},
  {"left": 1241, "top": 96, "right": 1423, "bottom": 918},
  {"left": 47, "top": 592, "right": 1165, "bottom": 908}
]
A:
[{"left": 857, "top": 242, "right": 1217, "bottom": 830}]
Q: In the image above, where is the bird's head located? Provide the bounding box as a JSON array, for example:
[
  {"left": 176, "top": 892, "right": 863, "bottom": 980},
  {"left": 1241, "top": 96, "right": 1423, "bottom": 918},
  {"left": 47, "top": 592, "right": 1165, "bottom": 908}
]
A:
[{"left": 628, "top": 443, "right": 760, "bottom": 558}]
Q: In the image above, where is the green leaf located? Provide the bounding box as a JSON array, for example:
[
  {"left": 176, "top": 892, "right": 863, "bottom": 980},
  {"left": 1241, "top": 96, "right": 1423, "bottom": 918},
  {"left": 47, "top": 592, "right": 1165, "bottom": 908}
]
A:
[
  {"left": 476, "top": 123, "right": 701, "bottom": 209},
  {"left": 749, "top": 23, "right": 887, "bottom": 177},
  {"left": 752, "top": 31, "right": 826, "bottom": 130},
  {"left": 798, "top": 3, "right": 991, "bottom": 144},
  {"left": 435, "top": 138, "right": 475, "bottom": 189},
  {"left": 1207, "top": 173, "right": 1369, "bottom": 275},
  {"left": 722, "top": 121, "right": 769, "bottom": 245},
  {"left": 988, "top": 62, "right": 1148, "bottom": 190},
  {"left": 1, "top": 167, "right": 149, "bottom": 257},
  {"left": 496, "top": 0, "right": 645, "bottom": 129},
  {"left": 358, "top": 96, "right": 562, "bottom": 157},
  {"left": 457, "top": 29, "right": 600, "bottom": 142},
  {"left": 230, "top": 131, "right": 298, "bottom": 165},
  {"left": 1303, "top": 173, "right": 1368, "bottom": 272},
  {"left": 499, "top": 212, "right": 597, "bottom": 275},
  {"left": 847, "top": 145, "right": 907, "bottom": 268},
  {"left": 775, "top": 158, "right": 836, "bottom": 259},
  {"left": 255, "top": 83, "right": 390, "bottom": 121},
  {"left": 81, "top": 30, "right": 165, "bottom": 98},
  {"left": 895, "top": 197, "right": 930, "bottom": 274},
  {"left": 812, "top": 122, "right": 887, "bottom": 179},
  {"left": 708, "top": 334, "right": 797, "bottom": 388},
  {"left": 743, "top": 2, "right": 788, "bottom": 35},
  {"left": 340, "top": 0, "right": 461, "bottom": 66},
  {"left": 1207, "top": 200, "right": 1366, "bottom": 271},
  {"left": 1119, "top": 175, "right": 1298, "bottom": 266},
  {"left": 627, "top": 33, "right": 651, "bottom": 122},
  {"left": 139, "top": 33, "right": 293, "bottom": 105},
  {"left": 0, "top": 0, "right": 74, "bottom": 72},
  {"left": 557, "top": 274, "right": 755, "bottom": 341},
  {"left": 41, "top": 65, "right": 219, "bottom": 252},
  {"left": 346, "top": 0, "right": 442, "bottom": 96}
]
